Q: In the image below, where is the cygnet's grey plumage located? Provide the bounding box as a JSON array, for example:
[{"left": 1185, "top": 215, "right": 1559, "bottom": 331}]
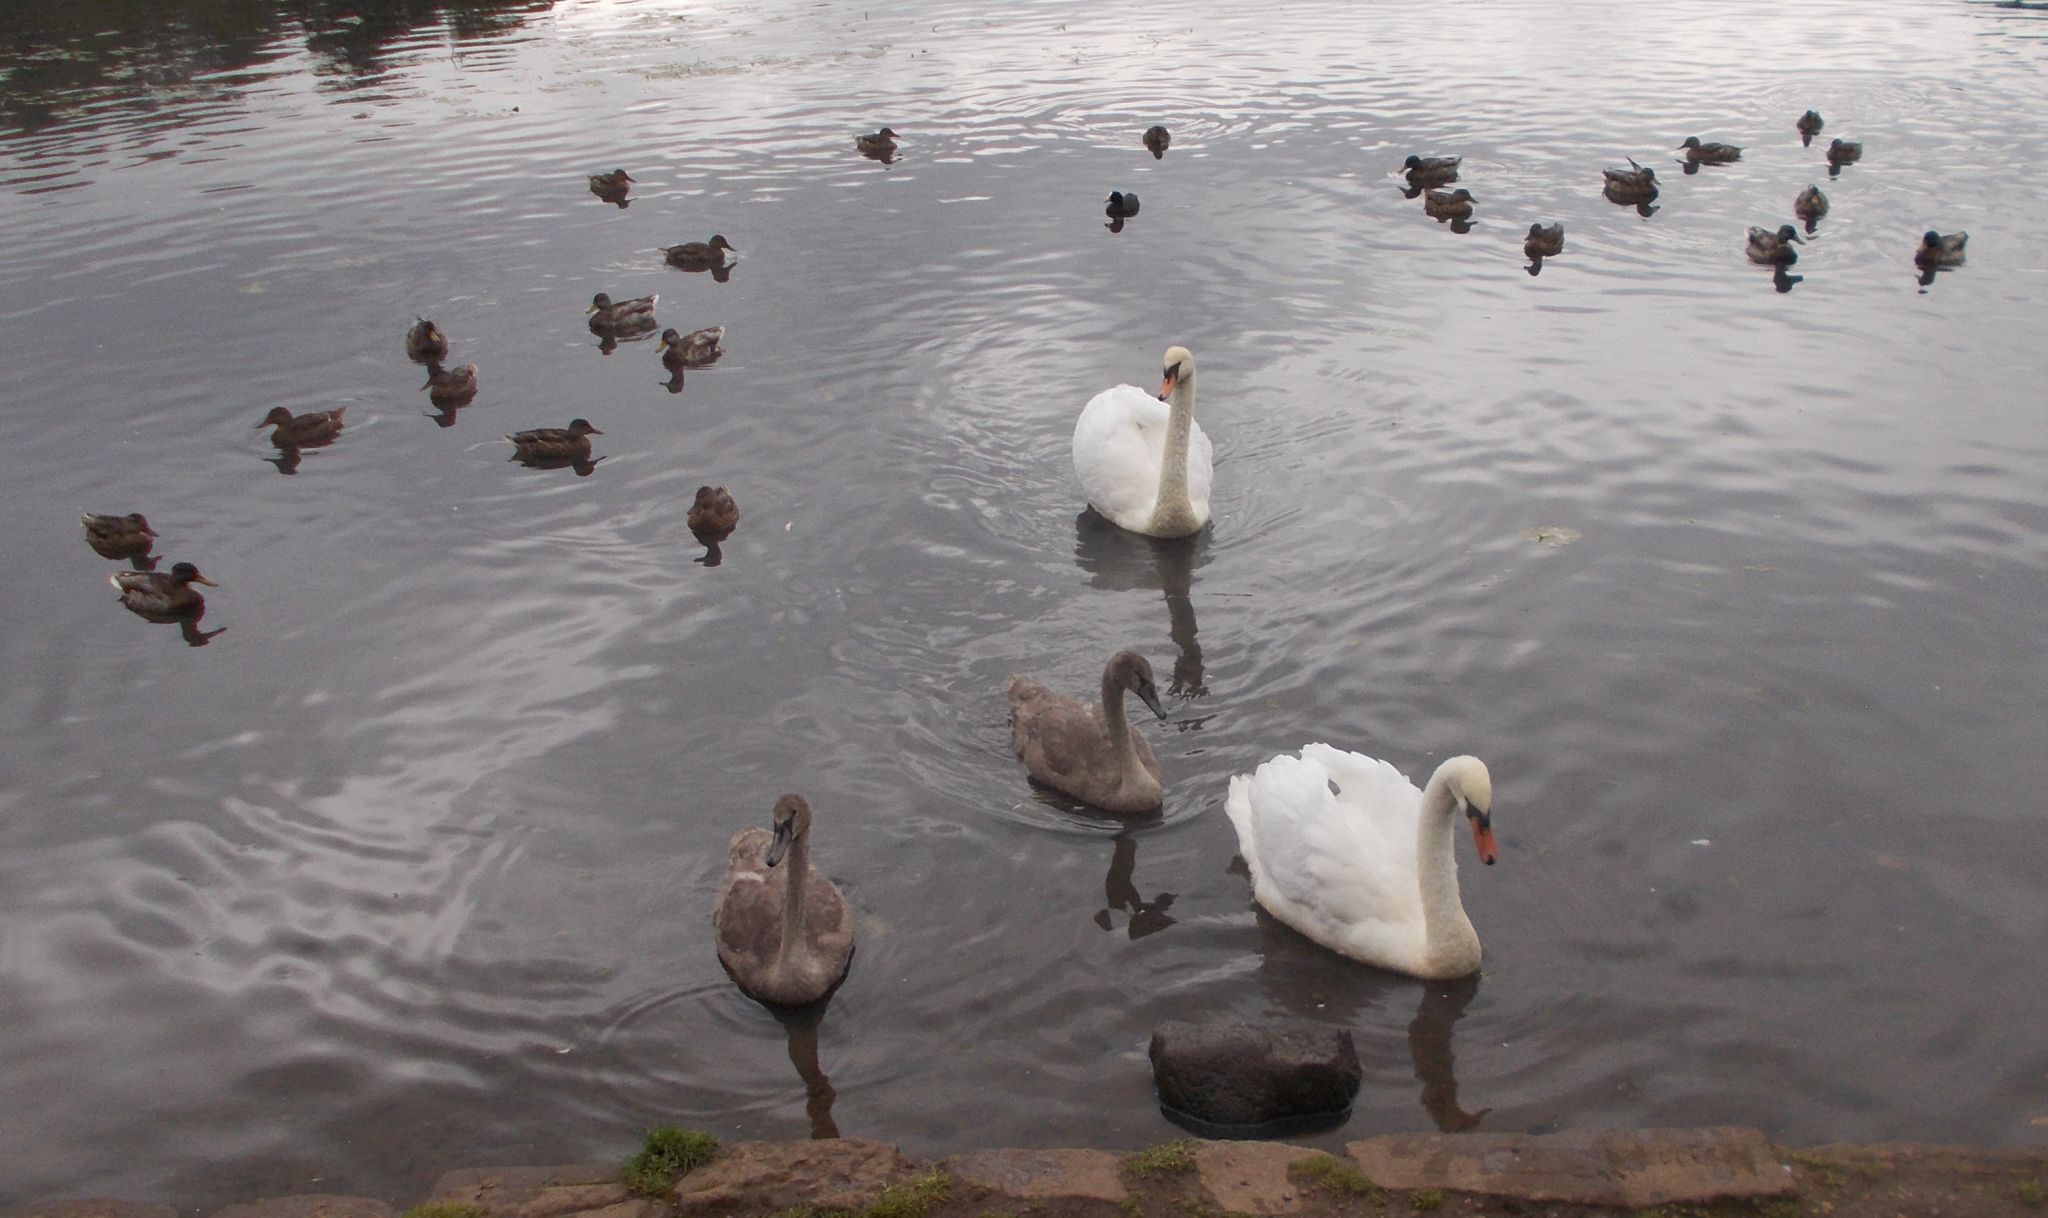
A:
[
  {"left": 714, "top": 794, "right": 854, "bottom": 1006},
  {"left": 1006, "top": 649, "right": 1167, "bottom": 813}
]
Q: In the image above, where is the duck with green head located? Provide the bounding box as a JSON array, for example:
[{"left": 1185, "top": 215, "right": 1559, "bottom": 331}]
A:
[
  {"left": 111, "top": 561, "right": 216, "bottom": 617},
  {"left": 1746, "top": 224, "right": 1804, "bottom": 265},
  {"left": 1915, "top": 230, "right": 1967, "bottom": 270}
]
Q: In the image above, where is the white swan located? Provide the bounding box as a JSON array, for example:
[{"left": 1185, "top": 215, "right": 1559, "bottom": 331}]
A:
[
  {"left": 1223, "top": 746, "right": 1498, "bottom": 980},
  {"left": 1073, "top": 345, "right": 1213, "bottom": 538}
]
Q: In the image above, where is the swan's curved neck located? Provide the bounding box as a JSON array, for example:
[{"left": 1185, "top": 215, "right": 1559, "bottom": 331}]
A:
[
  {"left": 775, "top": 833, "right": 811, "bottom": 966},
  {"left": 1416, "top": 772, "right": 1480, "bottom": 970},
  {"left": 1099, "top": 670, "right": 1136, "bottom": 765},
  {"left": 1148, "top": 375, "right": 1199, "bottom": 535}
]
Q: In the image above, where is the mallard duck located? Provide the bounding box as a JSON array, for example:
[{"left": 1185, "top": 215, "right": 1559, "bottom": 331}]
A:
[
  {"left": 1677, "top": 136, "right": 1741, "bottom": 163},
  {"left": 507, "top": 418, "right": 602, "bottom": 461},
  {"left": 1797, "top": 110, "right": 1824, "bottom": 145},
  {"left": 404, "top": 317, "right": 449, "bottom": 363},
  {"left": 688, "top": 485, "right": 741, "bottom": 541},
  {"left": 658, "top": 326, "right": 725, "bottom": 372},
  {"left": 421, "top": 362, "right": 478, "bottom": 404},
  {"left": 1524, "top": 221, "right": 1564, "bottom": 259},
  {"left": 1143, "top": 125, "right": 1170, "bottom": 158},
  {"left": 111, "top": 561, "right": 216, "bottom": 617},
  {"left": 1602, "top": 159, "right": 1659, "bottom": 203},
  {"left": 662, "top": 234, "right": 739, "bottom": 269},
  {"left": 1793, "top": 184, "right": 1829, "bottom": 224},
  {"left": 1746, "top": 224, "right": 1804, "bottom": 265},
  {"left": 82, "top": 512, "right": 158, "bottom": 560},
  {"left": 1915, "top": 230, "right": 1967, "bottom": 270},
  {"left": 1402, "top": 154, "right": 1461, "bottom": 186},
  {"left": 586, "top": 292, "right": 658, "bottom": 332},
  {"left": 855, "top": 127, "right": 898, "bottom": 158},
  {"left": 588, "top": 168, "right": 634, "bottom": 201},
  {"left": 256, "top": 406, "right": 345, "bottom": 447},
  {"left": 1423, "top": 187, "right": 1476, "bottom": 222},
  {"left": 1827, "top": 138, "right": 1862, "bottom": 166},
  {"left": 1105, "top": 190, "right": 1140, "bottom": 218}
]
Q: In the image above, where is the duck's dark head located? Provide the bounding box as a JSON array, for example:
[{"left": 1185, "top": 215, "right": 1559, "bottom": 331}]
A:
[
  {"left": 566, "top": 418, "right": 603, "bottom": 437},
  {"left": 1779, "top": 225, "right": 1804, "bottom": 243},
  {"left": 256, "top": 407, "right": 294, "bottom": 428},
  {"left": 1923, "top": 230, "right": 1942, "bottom": 246},
  {"left": 169, "top": 562, "right": 218, "bottom": 588},
  {"left": 586, "top": 293, "right": 613, "bottom": 315},
  {"left": 1678, "top": 136, "right": 1702, "bottom": 150}
]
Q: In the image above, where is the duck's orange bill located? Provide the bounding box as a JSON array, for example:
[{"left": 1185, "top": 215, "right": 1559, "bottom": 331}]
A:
[{"left": 1471, "top": 821, "right": 1498, "bottom": 865}]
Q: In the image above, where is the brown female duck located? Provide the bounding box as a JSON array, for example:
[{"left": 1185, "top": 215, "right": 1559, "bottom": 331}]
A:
[
  {"left": 507, "top": 418, "right": 602, "bottom": 462},
  {"left": 82, "top": 512, "right": 157, "bottom": 561},
  {"left": 586, "top": 291, "right": 658, "bottom": 332},
  {"left": 688, "top": 485, "right": 741, "bottom": 542},
  {"left": 257, "top": 406, "right": 346, "bottom": 447},
  {"left": 1402, "top": 154, "right": 1461, "bottom": 186},
  {"left": 658, "top": 326, "right": 725, "bottom": 372},
  {"left": 1143, "top": 125, "right": 1171, "bottom": 158},
  {"left": 588, "top": 168, "right": 634, "bottom": 203},
  {"left": 1524, "top": 222, "right": 1565, "bottom": 259},
  {"left": 1423, "top": 187, "right": 1477, "bottom": 222},
  {"left": 855, "top": 127, "right": 898, "bottom": 159},
  {"left": 405, "top": 317, "right": 449, "bottom": 363},
  {"left": 421, "top": 362, "right": 478, "bottom": 405},
  {"left": 1797, "top": 110, "right": 1824, "bottom": 145},
  {"left": 662, "top": 235, "right": 739, "bottom": 269},
  {"left": 1678, "top": 136, "right": 1742, "bottom": 163}
]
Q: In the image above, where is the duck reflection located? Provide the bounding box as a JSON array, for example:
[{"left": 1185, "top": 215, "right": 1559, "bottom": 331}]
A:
[
  {"left": 1772, "top": 266, "right": 1803, "bottom": 294},
  {"left": 769, "top": 1000, "right": 841, "bottom": 1139},
  {"left": 1250, "top": 905, "right": 1488, "bottom": 1132},
  {"left": 1071, "top": 512, "right": 1207, "bottom": 700},
  {"left": 1092, "top": 831, "right": 1177, "bottom": 940},
  {"left": 662, "top": 370, "right": 687, "bottom": 396}
]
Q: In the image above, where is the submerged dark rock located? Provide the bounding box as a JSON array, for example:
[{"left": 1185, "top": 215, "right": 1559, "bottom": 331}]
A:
[{"left": 1149, "top": 1020, "right": 1361, "bottom": 1136}]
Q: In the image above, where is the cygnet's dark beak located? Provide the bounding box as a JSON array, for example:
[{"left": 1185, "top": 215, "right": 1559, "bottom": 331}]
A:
[
  {"left": 765, "top": 820, "right": 793, "bottom": 867},
  {"left": 1136, "top": 681, "right": 1167, "bottom": 721}
]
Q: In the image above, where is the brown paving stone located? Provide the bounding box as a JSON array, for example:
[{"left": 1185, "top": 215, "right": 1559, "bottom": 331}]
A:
[
  {"left": 420, "top": 1165, "right": 654, "bottom": 1218},
  {"left": 210, "top": 1197, "right": 398, "bottom": 1218},
  {"left": 4, "top": 1202, "right": 177, "bottom": 1218},
  {"left": 1345, "top": 1126, "right": 1793, "bottom": 1207},
  {"left": 1192, "top": 1141, "right": 1322, "bottom": 1215},
  {"left": 942, "top": 1149, "right": 1127, "bottom": 1204},
  {"left": 672, "top": 1138, "right": 919, "bottom": 1216}
]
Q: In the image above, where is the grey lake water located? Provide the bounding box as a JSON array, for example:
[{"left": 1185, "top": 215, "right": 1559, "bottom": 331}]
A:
[{"left": 3, "top": 0, "right": 2046, "bottom": 1208}]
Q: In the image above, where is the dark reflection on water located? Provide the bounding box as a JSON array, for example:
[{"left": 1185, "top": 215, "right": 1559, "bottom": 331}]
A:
[{"left": 4, "top": 0, "right": 2048, "bottom": 1209}]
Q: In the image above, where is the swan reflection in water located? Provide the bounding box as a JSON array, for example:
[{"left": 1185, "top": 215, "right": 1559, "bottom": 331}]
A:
[
  {"left": 1070, "top": 512, "right": 1208, "bottom": 701},
  {"left": 1250, "top": 901, "right": 1489, "bottom": 1132},
  {"left": 1093, "top": 831, "right": 1177, "bottom": 941},
  {"left": 768, "top": 1000, "right": 841, "bottom": 1139}
]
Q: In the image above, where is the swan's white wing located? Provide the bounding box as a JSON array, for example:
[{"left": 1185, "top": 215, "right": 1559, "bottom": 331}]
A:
[
  {"left": 1184, "top": 419, "right": 1214, "bottom": 524},
  {"left": 1073, "top": 383, "right": 1169, "bottom": 530},
  {"left": 1231, "top": 745, "right": 1427, "bottom": 968}
]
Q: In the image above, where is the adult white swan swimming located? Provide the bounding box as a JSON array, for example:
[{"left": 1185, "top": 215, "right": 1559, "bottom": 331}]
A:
[
  {"left": 1223, "top": 745, "right": 1498, "bottom": 979},
  {"left": 1072, "top": 345, "right": 1213, "bottom": 538}
]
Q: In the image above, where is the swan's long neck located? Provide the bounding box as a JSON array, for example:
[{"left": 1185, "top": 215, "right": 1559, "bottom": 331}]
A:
[
  {"left": 775, "top": 832, "right": 811, "bottom": 967},
  {"left": 1099, "top": 670, "right": 1136, "bottom": 767},
  {"left": 1148, "top": 376, "right": 1199, "bottom": 535},
  {"left": 1416, "top": 773, "right": 1480, "bottom": 970}
]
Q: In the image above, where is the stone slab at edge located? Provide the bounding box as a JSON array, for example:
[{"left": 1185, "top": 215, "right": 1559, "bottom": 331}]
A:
[
  {"left": 941, "top": 1149, "right": 1127, "bottom": 1204},
  {"left": 1346, "top": 1126, "right": 1794, "bottom": 1207},
  {"left": 211, "top": 1197, "right": 400, "bottom": 1218}
]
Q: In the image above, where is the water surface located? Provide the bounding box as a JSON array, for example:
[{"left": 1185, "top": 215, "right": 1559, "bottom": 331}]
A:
[{"left": 3, "top": 0, "right": 2047, "bottom": 1208}]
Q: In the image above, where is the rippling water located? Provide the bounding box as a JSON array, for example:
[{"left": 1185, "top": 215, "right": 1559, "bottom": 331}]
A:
[{"left": 3, "top": 0, "right": 2047, "bottom": 1208}]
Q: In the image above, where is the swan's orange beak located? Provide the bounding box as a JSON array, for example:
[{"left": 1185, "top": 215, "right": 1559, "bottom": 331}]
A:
[
  {"left": 1158, "top": 365, "right": 1179, "bottom": 401},
  {"left": 1470, "top": 816, "right": 1498, "bottom": 865}
]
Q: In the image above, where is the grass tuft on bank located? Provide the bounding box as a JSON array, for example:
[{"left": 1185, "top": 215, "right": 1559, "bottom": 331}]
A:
[{"left": 623, "top": 1126, "right": 720, "bottom": 1197}]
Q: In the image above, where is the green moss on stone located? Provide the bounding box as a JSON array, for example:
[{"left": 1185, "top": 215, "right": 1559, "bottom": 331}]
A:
[
  {"left": 1409, "top": 1188, "right": 1444, "bottom": 1213},
  {"left": 1123, "top": 1140, "right": 1198, "bottom": 1178},
  {"left": 622, "top": 1126, "right": 720, "bottom": 1197},
  {"left": 401, "top": 1205, "right": 484, "bottom": 1218}
]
